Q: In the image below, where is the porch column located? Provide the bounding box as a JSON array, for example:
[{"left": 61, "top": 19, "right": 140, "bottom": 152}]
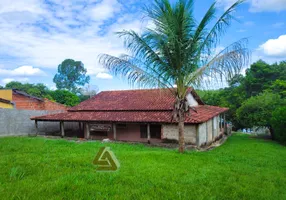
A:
[
  {"left": 35, "top": 120, "right": 38, "bottom": 136},
  {"left": 224, "top": 113, "right": 226, "bottom": 129},
  {"left": 219, "top": 115, "right": 222, "bottom": 130},
  {"left": 85, "top": 122, "right": 90, "bottom": 139},
  {"left": 147, "top": 124, "right": 150, "bottom": 144},
  {"left": 113, "top": 124, "right": 117, "bottom": 140},
  {"left": 60, "top": 121, "right": 65, "bottom": 138}
]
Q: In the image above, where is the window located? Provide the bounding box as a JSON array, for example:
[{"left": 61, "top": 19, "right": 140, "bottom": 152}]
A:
[
  {"left": 140, "top": 125, "right": 147, "bottom": 138},
  {"left": 91, "top": 131, "right": 108, "bottom": 137},
  {"left": 150, "top": 125, "right": 161, "bottom": 139},
  {"left": 117, "top": 124, "right": 127, "bottom": 129},
  {"left": 140, "top": 125, "right": 161, "bottom": 139},
  {"left": 89, "top": 124, "right": 110, "bottom": 137}
]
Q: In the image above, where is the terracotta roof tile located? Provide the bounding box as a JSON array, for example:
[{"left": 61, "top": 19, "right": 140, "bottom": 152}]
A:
[
  {"left": 68, "top": 88, "right": 203, "bottom": 111},
  {"left": 31, "top": 105, "right": 228, "bottom": 124}
]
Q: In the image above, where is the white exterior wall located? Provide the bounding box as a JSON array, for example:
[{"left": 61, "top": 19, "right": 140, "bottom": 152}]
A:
[
  {"left": 212, "top": 116, "right": 220, "bottom": 139},
  {"left": 162, "top": 115, "right": 222, "bottom": 147},
  {"left": 207, "top": 119, "right": 213, "bottom": 143},
  {"left": 198, "top": 122, "right": 207, "bottom": 146},
  {"left": 162, "top": 124, "right": 196, "bottom": 144},
  {"left": 186, "top": 93, "right": 199, "bottom": 106}
]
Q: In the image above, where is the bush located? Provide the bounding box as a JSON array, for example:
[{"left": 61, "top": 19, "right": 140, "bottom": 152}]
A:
[{"left": 271, "top": 107, "right": 286, "bottom": 144}]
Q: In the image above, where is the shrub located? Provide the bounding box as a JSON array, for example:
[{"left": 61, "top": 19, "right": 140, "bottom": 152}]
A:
[{"left": 271, "top": 107, "right": 286, "bottom": 144}]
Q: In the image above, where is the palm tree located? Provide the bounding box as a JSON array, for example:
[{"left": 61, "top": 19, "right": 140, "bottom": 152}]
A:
[{"left": 99, "top": 0, "right": 249, "bottom": 153}]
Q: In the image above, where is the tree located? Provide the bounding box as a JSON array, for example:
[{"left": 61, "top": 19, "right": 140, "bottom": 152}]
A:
[
  {"left": 5, "top": 81, "right": 50, "bottom": 97},
  {"left": 269, "top": 80, "right": 286, "bottom": 98},
  {"left": 271, "top": 107, "right": 286, "bottom": 144},
  {"left": 237, "top": 92, "right": 285, "bottom": 138},
  {"left": 5, "top": 81, "right": 26, "bottom": 91},
  {"left": 53, "top": 59, "right": 90, "bottom": 94},
  {"left": 99, "top": 0, "right": 249, "bottom": 152},
  {"left": 49, "top": 90, "right": 80, "bottom": 107},
  {"left": 244, "top": 60, "right": 286, "bottom": 97}
]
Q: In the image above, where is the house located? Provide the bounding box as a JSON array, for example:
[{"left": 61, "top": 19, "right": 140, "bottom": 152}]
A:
[
  {"left": 0, "top": 89, "right": 67, "bottom": 111},
  {"left": 31, "top": 88, "right": 228, "bottom": 146}
]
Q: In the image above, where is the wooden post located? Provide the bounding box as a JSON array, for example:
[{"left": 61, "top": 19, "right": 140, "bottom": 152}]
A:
[
  {"left": 113, "top": 124, "right": 117, "bottom": 140},
  {"left": 85, "top": 123, "right": 90, "bottom": 139},
  {"left": 60, "top": 121, "right": 65, "bottom": 138},
  {"left": 223, "top": 113, "right": 226, "bottom": 134},
  {"left": 224, "top": 113, "right": 226, "bottom": 129},
  {"left": 147, "top": 124, "right": 150, "bottom": 144},
  {"left": 35, "top": 120, "right": 38, "bottom": 136},
  {"left": 206, "top": 121, "right": 208, "bottom": 143},
  {"left": 212, "top": 118, "right": 215, "bottom": 139},
  {"left": 220, "top": 115, "right": 222, "bottom": 130}
]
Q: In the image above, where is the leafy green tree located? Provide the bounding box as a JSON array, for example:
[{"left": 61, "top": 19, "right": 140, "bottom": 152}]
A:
[
  {"left": 271, "top": 107, "right": 286, "bottom": 144},
  {"left": 237, "top": 92, "right": 285, "bottom": 138},
  {"left": 99, "top": 0, "right": 249, "bottom": 152},
  {"left": 53, "top": 59, "right": 90, "bottom": 94},
  {"left": 244, "top": 60, "right": 286, "bottom": 97},
  {"left": 49, "top": 90, "right": 80, "bottom": 107},
  {"left": 5, "top": 81, "right": 26, "bottom": 91},
  {"left": 5, "top": 82, "right": 50, "bottom": 97},
  {"left": 269, "top": 80, "right": 286, "bottom": 98},
  {"left": 27, "top": 88, "right": 42, "bottom": 97}
]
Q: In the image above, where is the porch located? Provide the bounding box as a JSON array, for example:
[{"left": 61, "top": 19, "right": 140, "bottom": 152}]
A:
[{"left": 34, "top": 121, "right": 163, "bottom": 143}]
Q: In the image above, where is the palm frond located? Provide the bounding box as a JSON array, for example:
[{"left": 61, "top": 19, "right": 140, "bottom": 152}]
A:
[
  {"left": 199, "top": 0, "right": 244, "bottom": 55},
  {"left": 99, "top": 54, "right": 175, "bottom": 93},
  {"left": 185, "top": 38, "right": 250, "bottom": 91}
]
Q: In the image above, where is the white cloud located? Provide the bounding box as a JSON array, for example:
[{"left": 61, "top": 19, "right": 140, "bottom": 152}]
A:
[
  {"left": 1, "top": 78, "right": 14, "bottom": 84},
  {"left": 259, "top": 35, "right": 286, "bottom": 57},
  {"left": 90, "top": 0, "right": 121, "bottom": 22},
  {"left": 0, "top": 0, "right": 144, "bottom": 79},
  {"left": 1, "top": 77, "right": 29, "bottom": 85},
  {"left": 96, "top": 72, "right": 113, "bottom": 79},
  {"left": 218, "top": 0, "right": 286, "bottom": 12},
  {"left": 0, "top": 0, "right": 44, "bottom": 14},
  {"left": 0, "top": 66, "right": 47, "bottom": 76},
  {"left": 249, "top": 0, "right": 286, "bottom": 12}
]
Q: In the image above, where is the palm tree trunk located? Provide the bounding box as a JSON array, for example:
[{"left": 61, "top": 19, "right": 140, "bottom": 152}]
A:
[{"left": 178, "top": 110, "right": 185, "bottom": 153}]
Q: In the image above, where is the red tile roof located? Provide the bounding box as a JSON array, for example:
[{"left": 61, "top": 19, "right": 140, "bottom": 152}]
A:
[
  {"left": 31, "top": 105, "right": 228, "bottom": 124},
  {"left": 31, "top": 88, "right": 228, "bottom": 124},
  {"left": 69, "top": 88, "right": 204, "bottom": 111}
]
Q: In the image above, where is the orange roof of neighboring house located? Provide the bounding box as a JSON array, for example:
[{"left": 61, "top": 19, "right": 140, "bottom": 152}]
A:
[{"left": 31, "top": 88, "right": 228, "bottom": 124}]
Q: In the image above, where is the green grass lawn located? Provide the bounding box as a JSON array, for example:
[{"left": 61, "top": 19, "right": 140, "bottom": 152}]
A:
[{"left": 0, "top": 134, "right": 285, "bottom": 200}]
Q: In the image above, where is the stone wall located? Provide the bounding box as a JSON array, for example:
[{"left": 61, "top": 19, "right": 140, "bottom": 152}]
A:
[
  {"left": 0, "top": 109, "right": 76, "bottom": 137},
  {"left": 162, "top": 124, "right": 197, "bottom": 144}
]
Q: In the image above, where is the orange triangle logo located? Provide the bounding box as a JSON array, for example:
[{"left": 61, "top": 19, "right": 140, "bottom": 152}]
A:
[{"left": 93, "top": 147, "right": 120, "bottom": 171}]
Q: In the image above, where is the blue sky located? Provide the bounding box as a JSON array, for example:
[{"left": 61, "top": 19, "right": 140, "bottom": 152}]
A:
[{"left": 0, "top": 0, "right": 285, "bottom": 91}]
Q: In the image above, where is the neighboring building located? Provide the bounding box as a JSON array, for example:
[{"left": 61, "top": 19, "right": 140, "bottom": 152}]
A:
[
  {"left": 31, "top": 88, "right": 228, "bottom": 146},
  {"left": 0, "top": 97, "right": 14, "bottom": 109},
  {"left": 0, "top": 89, "right": 67, "bottom": 111}
]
